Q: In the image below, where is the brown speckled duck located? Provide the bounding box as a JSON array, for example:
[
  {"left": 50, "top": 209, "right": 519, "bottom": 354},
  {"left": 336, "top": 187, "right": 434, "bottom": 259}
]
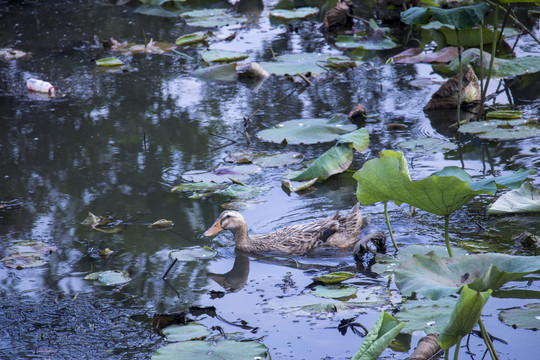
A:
[{"left": 203, "top": 203, "right": 362, "bottom": 255}]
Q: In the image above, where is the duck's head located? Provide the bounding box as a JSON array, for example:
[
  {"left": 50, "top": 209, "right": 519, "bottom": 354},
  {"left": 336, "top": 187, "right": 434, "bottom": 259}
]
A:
[{"left": 204, "top": 210, "right": 246, "bottom": 236}]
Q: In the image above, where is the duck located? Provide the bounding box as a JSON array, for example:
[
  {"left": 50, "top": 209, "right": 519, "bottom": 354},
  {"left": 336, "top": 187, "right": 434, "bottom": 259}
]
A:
[{"left": 203, "top": 203, "right": 362, "bottom": 255}]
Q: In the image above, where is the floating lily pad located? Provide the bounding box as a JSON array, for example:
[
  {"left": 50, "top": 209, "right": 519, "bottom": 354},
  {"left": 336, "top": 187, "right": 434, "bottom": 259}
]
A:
[
  {"left": 398, "top": 138, "right": 457, "bottom": 153},
  {"left": 288, "top": 143, "right": 353, "bottom": 182},
  {"left": 281, "top": 178, "right": 318, "bottom": 193},
  {"left": 499, "top": 303, "right": 540, "bottom": 330},
  {"left": 256, "top": 116, "right": 357, "bottom": 145},
  {"left": 270, "top": 7, "right": 319, "bottom": 19},
  {"left": 314, "top": 271, "right": 355, "bottom": 284},
  {"left": 258, "top": 53, "right": 359, "bottom": 76},
  {"left": 458, "top": 118, "right": 540, "bottom": 140},
  {"left": 149, "top": 219, "right": 174, "bottom": 230},
  {"left": 336, "top": 34, "right": 398, "bottom": 50},
  {"left": 252, "top": 152, "right": 304, "bottom": 167},
  {"left": 169, "top": 246, "right": 216, "bottom": 262},
  {"left": 127, "top": 40, "right": 177, "bottom": 54},
  {"left": 201, "top": 49, "right": 248, "bottom": 63},
  {"left": 152, "top": 339, "right": 268, "bottom": 360},
  {"left": 193, "top": 63, "right": 238, "bottom": 82},
  {"left": 176, "top": 32, "right": 209, "bottom": 46},
  {"left": 96, "top": 57, "right": 124, "bottom": 66},
  {"left": 2, "top": 240, "right": 57, "bottom": 269},
  {"left": 224, "top": 150, "right": 254, "bottom": 164},
  {"left": 396, "top": 296, "right": 458, "bottom": 334},
  {"left": 181, "top": 164, "right": 261, "bottom": 184},
  {"left": 180, "top": 9, "right": 248, "bottom": 28},
  {"left": 489, "top": 182, "right": 540, "bottom": 215},
  {"left": 163, "top": 323, "right": 211, "bottom": 342},
  {"left": 311, "top": 284, "right": 358, "bottom": 300},
  {"left": 394, "top": 46, "right": 459, "bottom": 64},
  {"left": 84, "top": 270, "right": 131, "bottom": 286}
]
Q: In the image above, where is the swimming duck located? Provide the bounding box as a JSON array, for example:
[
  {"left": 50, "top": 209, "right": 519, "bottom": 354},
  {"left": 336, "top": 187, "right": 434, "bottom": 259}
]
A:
[{"left": 203, "top": 203, "right": 362, "bottom": 255}]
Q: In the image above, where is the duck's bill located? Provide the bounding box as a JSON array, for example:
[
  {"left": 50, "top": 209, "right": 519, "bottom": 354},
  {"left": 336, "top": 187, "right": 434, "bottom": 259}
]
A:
[{"left": 204, "top": 221, "right": 222, "bottom": 236}]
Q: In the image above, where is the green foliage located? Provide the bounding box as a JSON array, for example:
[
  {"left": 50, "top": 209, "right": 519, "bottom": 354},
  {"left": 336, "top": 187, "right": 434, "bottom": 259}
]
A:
[
  {"left": 489, "top": 182, "right": 540, "bottom": 214},
  {"left": 499, "top": 303, "right": 540, "bottom": 330},
  {"left": 401, "top": 3, "right": 491, "bottom": 29},
  {"left": 269, "top": 7, "right": 319, "bottom": 19},
  {"left": 352, "top": 312, "right": 405, "bottom": 360}
]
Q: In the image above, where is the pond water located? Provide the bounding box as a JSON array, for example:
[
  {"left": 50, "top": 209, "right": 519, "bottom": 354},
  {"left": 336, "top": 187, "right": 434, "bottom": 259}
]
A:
[{"left": 1, "top": 0, "right": 539, "bottom": 359}]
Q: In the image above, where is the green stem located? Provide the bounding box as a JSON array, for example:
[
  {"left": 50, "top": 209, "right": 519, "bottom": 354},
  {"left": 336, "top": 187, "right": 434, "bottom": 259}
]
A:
[
  {"left": 453, "top": 336, "right": 463, "bottom": 360},
  {"left": 455, "top": 28, "right": 463, "bottom": 127},
  {"left": 482, "top": 3, "right": 499, "bottom": 107},
  {"left": 444, "top": 349, "right": 449, "bottom": 360},
  {"left": 479, "top": 318, "right": 499, "bottom": 360},
  {"left": 444, "top": 215, "right": 454, "bottom": 257},
  {"left": 384, "top": 202, "right": 399, "bottom": 252},
  {"left": 478, "top": 23, "right": 485, "bottom": 119}
]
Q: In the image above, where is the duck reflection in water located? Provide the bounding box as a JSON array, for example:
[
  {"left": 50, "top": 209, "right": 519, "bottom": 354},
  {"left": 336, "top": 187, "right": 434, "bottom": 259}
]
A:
[{"left": 206, "top": 250, "right": 250, "bottom": 293}]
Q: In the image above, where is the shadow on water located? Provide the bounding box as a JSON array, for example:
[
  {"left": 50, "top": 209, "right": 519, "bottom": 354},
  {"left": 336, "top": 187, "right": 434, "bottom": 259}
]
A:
[{"left": 1, "top": 0, "right": 539, "bottom": 358}]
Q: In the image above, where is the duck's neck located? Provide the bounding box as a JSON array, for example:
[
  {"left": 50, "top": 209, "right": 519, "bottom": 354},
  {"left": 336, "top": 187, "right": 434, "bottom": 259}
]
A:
[{"left": 231, "top": 223, "right": 250, "bottom": 248}]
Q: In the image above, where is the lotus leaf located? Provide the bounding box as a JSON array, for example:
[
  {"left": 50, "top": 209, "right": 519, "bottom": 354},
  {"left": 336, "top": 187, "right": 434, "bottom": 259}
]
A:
[
  {"left": 96, "top": 57, "right": 123, "bottom": 66},
  {"left": 201, "top": 49, "right": 248, "bottom": 63},
  {"left": 488, "top": 182, "right": 540, "bottom": 214},
  {"left": 152, "top": 339, "right": 268, "bottom": 360},
  {"left": 256, "top": 117, "right": 356, "bottom": 145},
  {"left": 163, "top": 323, "right": 210, "bottom": 342},
  {"left": 182, "top": 164, "right": 260, "bottom": 184},
  {"left": 401, "top": 3, "right": 491, "bottom": 29},
  {"left": 176, "top": 32, "right": 209, "bottom": 46},
  {"left": 258, "top": 53, "right": 359, "bottom": 76},
  {"left": 354, "top": 150, "right": 495, "bottom": 217},
  {"left": 437, "top": 286, "right": 492, "bottom": 349},
  {"left": 149, "top": 219, "right": 174, "bottom": 230},
  {"left": 84, "top": 270, "right": 131, "bottom": 286},
  {"left": 180, "top": 9, "right": 248, "bottom": 28},
  {"left": 395, "top": 251, "right": 540, "bottom": 300},
  {"left": 336, "top": 34, "right": 398, "bottom": 50},
  {"left": 398, "top": 138, "right": 457, "bottom": 153},
  {"left": 458, "top": 118, "right": 540, "bottom": 140},
  {"left": 310, "top": 284, "right": 357, "bottom": 300},
  {"left": 252, "top": 152, "right": 303, "bottom": 167},
  {"left": 314, "top": 271, "right": 355, "bottom": 284},
  {"left": 499, "top": 303, "right": 540, "bottom": 330},
  {"left": 288, "top": 143, "right": 353, "bottom": 182},
  {"left": 169, "top": 246, "right": 216, "bottom": 262},
  {"left": 352, "top": 311, "right": 405, "bottom": 360},
  {"left": 281, "top": 178, "right": 317, "bottom": 193},
  {"left": 396, "top": 297, "right": 458, "bottom": 334},
  {"left": 269, "top": 7, "right": 319, "bottom": 19},
  {"left": 193, "top": 63, "right": 237, "bottom": 82}
]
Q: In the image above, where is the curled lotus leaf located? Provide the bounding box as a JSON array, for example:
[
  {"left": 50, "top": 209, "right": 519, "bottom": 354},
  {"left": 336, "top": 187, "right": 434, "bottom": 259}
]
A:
[{"left": 314, "top": 271, "right": 355, "bottom": 284}]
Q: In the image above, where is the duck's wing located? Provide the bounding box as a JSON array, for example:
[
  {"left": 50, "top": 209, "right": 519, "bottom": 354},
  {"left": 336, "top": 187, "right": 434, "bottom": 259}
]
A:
[{"left": 325, "top": 203, "right": 363, "bottom": 247}]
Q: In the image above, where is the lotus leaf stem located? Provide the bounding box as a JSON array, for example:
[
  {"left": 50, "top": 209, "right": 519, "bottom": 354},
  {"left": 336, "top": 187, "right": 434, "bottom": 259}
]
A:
[
  {"left": 478, "top": 22, "right": 485, "bottom": 119},
  {"left": 384, "top": 202, "right": 399, "bottom": 251},
  {"left": 479, "top": 318, "right": 499, "bottom": 360},
  {"left": 444, "top": 215, "right": 454, "bottom": 258},
  {"left": 481, "top": 3, "right": 499, "bottom": 110},
  {"left": 455, "top": 28, "right": 463, "bottom": 127},
  {"left": 453, "top": 336, "right": 463, "bottom": 360}
]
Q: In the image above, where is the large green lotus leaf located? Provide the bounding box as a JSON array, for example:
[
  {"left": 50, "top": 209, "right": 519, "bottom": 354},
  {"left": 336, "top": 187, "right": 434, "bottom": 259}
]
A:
[
  {"left": 270, "top": 7, "right": 319, "bottom": 19},
  {"left": 499, "top": 303, "right": 540, "bottom": 330},
  {"left": 180, "top": 9, "right": 248, "bottom": 28},
  {"left": 135, "top": 4, "right": 184, "bottom": 18},
  {"left": 84, "top": 270, "right": 131, "bottom": 286},
  {"left": 489, "top": 182, "right": 540, "bottom": 215},
  {"left": 398, "top": 137, "right": 457, "bottom": 153},
  {"left": 182, "top": 164, "right": 261, "bottom": 183},
  {"left": 163, "top": 323, "right": 210, "bottom": 342},
  {"left": 338, "top": 128, "right": 370, "bottom": 152},
  {"left": 438, "top": 286, "right": 492, "bottom": 349},
  {"left": 193, "top": 63, "right": 237, "bottom": 82},
  {"left": 336, "top": 34, "right": 398, "bottom": 50},
  {"left": 310, "top": 284, "right": 358, "bottom": 300},
  {"left": 430, "top": 167, "right": 533, "bottom": 192},
  {"left": 396, "top": 297, "right": 457, "bottom": 334},
  {"left": 152, "top": 340, "right": 268, "bottom": 360},
  {"left": 353, "top": 150, "right": 494, "bottom": 216},
  {"left": 458, "top": 118, "right": 540, "bottom": 140},
  {"left": 256, "top": 117, "right": 357, "bottom": 145},
  {"left": 201, "top": 49, "right": 248, "bottom": 63},
  {"left": 422, "top": 21, "right": 503, "bottom": 47},
  {"left": 371, "top": 244, "right": 468, "bottom": 276},
  {"left": 288, "top": 143, "right": 353, "bottom": 182},
  {"left": 176, "top": 32, "right": 209, "bottom": 46},
  {"left": 252, "top": 152, "right": 303, "bottom": 167},
  {"left": 169, "top": 246, "right": 216, "bottom": 262},
  {"left": 395, "top": 251, "right": 540, "bottom": 300},
  {"left": 258, "top": 53, "right": 358, "bottom": 76},
  {"left": 352, "top": 311, "right": 405, "bottom": 360},
  {"left": 401, "top": 3, "right": 490, "bottom": 29},
  {"left": 449, "top": 48, "right": 540, "bottom": 78}
]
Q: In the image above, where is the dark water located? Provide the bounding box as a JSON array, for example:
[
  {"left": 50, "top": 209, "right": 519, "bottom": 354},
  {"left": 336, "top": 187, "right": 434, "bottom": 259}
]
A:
[{"left": 1, "top": 1, "right": 539, "bottom": 359}]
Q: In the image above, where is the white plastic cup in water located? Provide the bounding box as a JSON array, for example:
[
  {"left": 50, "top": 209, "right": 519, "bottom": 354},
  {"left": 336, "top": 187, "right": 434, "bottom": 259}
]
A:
[{"left": 26, "top": 78, "right": 56, "bottom": 97}]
